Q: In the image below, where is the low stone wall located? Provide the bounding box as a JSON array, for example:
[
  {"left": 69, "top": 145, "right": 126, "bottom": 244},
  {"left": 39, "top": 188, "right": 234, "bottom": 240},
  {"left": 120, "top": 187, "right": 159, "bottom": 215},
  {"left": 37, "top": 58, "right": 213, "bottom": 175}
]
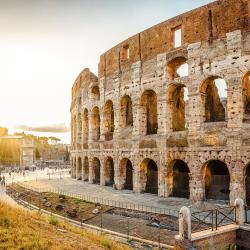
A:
[{"left": 236, "top": 226, "right": 250, "bottom": 250}]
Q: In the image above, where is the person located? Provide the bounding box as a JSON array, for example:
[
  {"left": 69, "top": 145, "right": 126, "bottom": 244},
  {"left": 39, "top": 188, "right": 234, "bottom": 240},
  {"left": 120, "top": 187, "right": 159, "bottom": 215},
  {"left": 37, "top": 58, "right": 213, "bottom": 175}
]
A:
[
  {"left": 0, "top": 176, "right": 2, "bottom": 186},
  {"left": 2, "top": 175, "right": 5, "bottom": 187}
]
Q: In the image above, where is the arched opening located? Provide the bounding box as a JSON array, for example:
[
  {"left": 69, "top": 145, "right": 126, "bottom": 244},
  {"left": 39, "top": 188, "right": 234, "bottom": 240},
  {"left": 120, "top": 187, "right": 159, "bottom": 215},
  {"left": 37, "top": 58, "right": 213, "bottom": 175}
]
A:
[
  {"left": 91, "top": 85, "right": 100, "bottom": 101},
  {"left": 83, "top": 156, "right": 89, "bottom": 181},
  {"left": 204, "top": 160, "right": 230, "bottom": 200},
  {"left": 243, "top": 72, "right": 250, "bottom": 123},
  {"left": 140, "top": 159, "right": 158, "bottom": 194},
  {"left": 172, "top": 160, "right": 190, "bottom": 198},
  {"left": 119, "top": 158, "right": 133, "bottom": 190},
  {"left": 120, "top": 95, "right": 133, "bottom": 128},
  {"left": 140, "top": 90, "right": 158, "bottom": 135},
  {"left": 168, "top": 84, "right": 189, "bottom": 131},
  {"left": 77, "top": 157, "right": 82, "bottom": 180},
  {"left": 167, "top": 57, "right": 188, "bottom": 80},
  {"left": 92, "top": 106, "right": 100, "bottom": 141},
  {"left": 104, "top": 100, "right": 114, "bottom": 141},
  {"left": 83, "top": 108, "right": 89, "bottom": 146},
  {"left": 245, "top": 163, "right": 250, "bottom": 205},
  {"left": 92, "top": 157, "right": 100, "bottom": 184},
  {"left": 201, "top": 77, "right": 227, "bottom": 122},
  {"left": 104, "top": 157, "right": 114, "bottom": 186}
]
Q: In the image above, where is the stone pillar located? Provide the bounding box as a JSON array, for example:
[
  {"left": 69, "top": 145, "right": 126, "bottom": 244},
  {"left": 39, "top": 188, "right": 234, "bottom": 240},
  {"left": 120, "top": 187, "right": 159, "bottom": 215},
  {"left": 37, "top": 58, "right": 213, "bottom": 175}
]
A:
[
  {"left": 100, "top": 159, "right": 105, "bottom": 186},
  {"left": 88, "top": 165, "right": 94, "bottom": 184},
  {"left": 132, "top": 100, "right": 142, "bottom": 137},
  {"left": 179, "top": 206, "right": 191, "bottom": 240},
  {"left": 133, "top": 159, "right": 141, "bottom": 193},
  {"left": 113, "top": 103, "right": 120, "bottom": 140},
  {"left": 88, "top": 113, "right": 93, "bottom": 143},
  {"left": 230, "top": 160, "right": 245, "bottom": 205},
  {"left": 157, "top": 95, "right": 168, "bottom": 135},
  {"left": 234, "top": 198, "right": 245, "bottom": 226},
  {"left": 189, "top": 163, "right": 205, "bottom": 202},
  {"left": 113, "top": 159, "right": 119, "bottom": 189},
  {"left": 100, "top": 107, "right": 106, "bottom": 141}
]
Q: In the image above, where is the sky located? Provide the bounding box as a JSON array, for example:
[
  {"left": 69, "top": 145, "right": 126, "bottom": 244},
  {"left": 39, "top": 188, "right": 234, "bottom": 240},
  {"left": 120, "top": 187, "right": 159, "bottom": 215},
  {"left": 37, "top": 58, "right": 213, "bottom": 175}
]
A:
[{"left": 0, "top": 0, "right": 215, "bottom": 143}]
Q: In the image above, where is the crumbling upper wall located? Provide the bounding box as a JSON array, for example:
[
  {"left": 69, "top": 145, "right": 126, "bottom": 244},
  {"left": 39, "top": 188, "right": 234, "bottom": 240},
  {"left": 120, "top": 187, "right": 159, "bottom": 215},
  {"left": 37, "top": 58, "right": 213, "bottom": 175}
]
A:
[
  {"left": 98, "top": 0, "right": 250, "bottom": 78},
  {"left": 72, "top": 68, "right": 98, "bottom": 100}
]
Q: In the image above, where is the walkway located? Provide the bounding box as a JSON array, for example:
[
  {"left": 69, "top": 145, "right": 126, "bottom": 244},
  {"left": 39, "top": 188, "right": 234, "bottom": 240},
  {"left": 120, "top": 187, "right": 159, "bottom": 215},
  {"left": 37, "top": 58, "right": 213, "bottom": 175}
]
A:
[{"left": 19, "top": 178, "right": 228, "bottom": 213}]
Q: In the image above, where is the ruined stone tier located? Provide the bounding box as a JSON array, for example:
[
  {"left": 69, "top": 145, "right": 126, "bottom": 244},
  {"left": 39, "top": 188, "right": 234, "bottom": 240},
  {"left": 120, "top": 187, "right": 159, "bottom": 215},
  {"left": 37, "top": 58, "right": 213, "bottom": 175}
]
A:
[{"left": 70, "top": 0, "right": 250, "bottom": 205}]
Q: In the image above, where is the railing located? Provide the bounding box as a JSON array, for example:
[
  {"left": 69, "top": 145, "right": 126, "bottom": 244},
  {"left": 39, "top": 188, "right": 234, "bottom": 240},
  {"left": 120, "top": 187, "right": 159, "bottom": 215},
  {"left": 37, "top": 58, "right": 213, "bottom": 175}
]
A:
[
  {"left": 8, "top": 182, "right": 179, "bottom": 217},
  {"left": 5, "top": 184, "right": 177, "bottom": 248},
  {"left": 191, "top": 206, "right": 236, "bottom": 233}
]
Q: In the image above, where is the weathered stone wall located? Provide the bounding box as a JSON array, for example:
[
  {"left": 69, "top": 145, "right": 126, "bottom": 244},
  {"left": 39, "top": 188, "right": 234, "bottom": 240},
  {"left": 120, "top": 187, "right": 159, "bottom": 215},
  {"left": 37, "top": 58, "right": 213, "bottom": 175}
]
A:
[{"left": 70, "top": 0, "right": 250, "bottom": 205}]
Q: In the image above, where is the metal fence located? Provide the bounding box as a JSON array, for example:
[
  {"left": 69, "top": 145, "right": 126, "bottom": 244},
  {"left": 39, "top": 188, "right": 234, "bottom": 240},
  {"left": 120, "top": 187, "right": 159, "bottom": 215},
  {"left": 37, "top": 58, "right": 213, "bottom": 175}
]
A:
[
  {"left": 6, "top": 184, "right": 177, "bottom": 248},
  {"left": 14, "top": 182, "right": 179, "bottom": 217},
  {"left": 191, "top": 206, "right": 236, "bottom": 233}
]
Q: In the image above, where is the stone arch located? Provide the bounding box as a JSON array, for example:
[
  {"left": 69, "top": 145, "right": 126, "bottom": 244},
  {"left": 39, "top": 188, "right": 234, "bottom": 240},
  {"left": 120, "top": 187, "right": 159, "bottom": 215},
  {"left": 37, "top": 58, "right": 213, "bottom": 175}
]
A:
[
  {"left": 170, "top": 160, "right": 190, "bottom": 198},
  {"left": 77, "top": 156, "right": 82, "bottom": 180},
  {"left": 92, "top": 106, "right": 100, "bottom": 141},
  {"left": 166, "top": 56, "right": 188, "bottom": 80},
  {"left": 245, "top": 162, "right": 250, "bottom": 205},
  {"left": 202, "top": 160, "right": 230, "bottom": 200},
  {"left": 83, "top": 108, "right": 89, "bottom": 146},
  {"left": 140, "top": 158, "right": 158, "bottom": 194},
  {"left": 167, "top": 84, "right": 189, "bottom": 131},
  {"left": 140, "top": 90, "right": 158, "bottom": 135},
  {"left": 119, "top": 158, "right": 133, "bottom": 190},
  {"left": 90, "top": 85, "right": 100, "bottom": 101},
  {"left": 104, "top": 100, "right": 114, "bottom": 141},
  {"left": 83, "top": 156, "right": 89, "bottom": 181},
  {"left": 92, "top": 157, "right": 100, "bottom": 184},
  {"left": 120, "top": 95, "right": 133, "bottom": 128},
  {"left": 243, "top": 72, "right": 250, "bottom": 123},
  {"left": 200, "top": 76, "right": 227, "bottom": 122},
  {"left": 104, "top": 157, "right": 115, "bottom": 186}
]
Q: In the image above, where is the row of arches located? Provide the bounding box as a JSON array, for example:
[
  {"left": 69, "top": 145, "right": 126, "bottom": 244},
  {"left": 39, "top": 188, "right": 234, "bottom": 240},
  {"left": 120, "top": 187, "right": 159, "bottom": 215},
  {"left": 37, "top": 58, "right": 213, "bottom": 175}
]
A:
[
  {"left": 72, "top": 157, "right": 250, "bottom": 203},
  {"left": 73, "top": 72, "right": 250, "bottom": 145}
]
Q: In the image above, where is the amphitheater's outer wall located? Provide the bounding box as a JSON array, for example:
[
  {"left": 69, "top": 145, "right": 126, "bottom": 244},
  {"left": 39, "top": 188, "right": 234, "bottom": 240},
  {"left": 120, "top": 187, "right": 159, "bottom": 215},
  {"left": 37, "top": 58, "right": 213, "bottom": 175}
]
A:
[{"left": 70, "top": 0, "right": 250, "bottom": 204}]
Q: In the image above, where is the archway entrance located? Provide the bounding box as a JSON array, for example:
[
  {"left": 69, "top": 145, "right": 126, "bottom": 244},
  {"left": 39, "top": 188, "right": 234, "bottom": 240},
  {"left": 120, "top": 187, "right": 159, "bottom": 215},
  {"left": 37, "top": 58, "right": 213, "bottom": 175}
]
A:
[
  {"left": 172, "top": 160, "right": 190, "bottom": 198},
  {"left": 140, "top": 90, "right": 158, "bottom": 135},
  {"left": 104, "top": 157, "right": 114, "bottom": 186},
  {"left": 77, "top": 157, "right": 82, "bottom": 180},
  {"left": 204, "top": 160, "right": 230, "bottom": 200},
  {"left": 92, "top": 158, "right": 100, "bottom": 184},
  {"left": 245, "top": 163, "right": 250, "bottom": 205},
  {"left": 83, "top": 157, "right": 89, "bottom": 181},
  {"left": 140, "top": 159, "right": 158, "bottom": 194},
  {"left": 119, "top": 158, "right": 133, "bottom": 190}
]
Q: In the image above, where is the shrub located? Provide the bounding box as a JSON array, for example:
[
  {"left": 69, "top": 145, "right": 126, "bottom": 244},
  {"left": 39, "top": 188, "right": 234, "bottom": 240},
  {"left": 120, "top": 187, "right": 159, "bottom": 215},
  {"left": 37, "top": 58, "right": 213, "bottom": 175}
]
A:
[
  {"left": 0, "top": 217, "right": 10, "bottom": 227},
  {"left": 49, "top": 216, "right": 59, "bottom": 226},
  {"left": 100, "top": 236, "right": 113, "bottom": 249}
]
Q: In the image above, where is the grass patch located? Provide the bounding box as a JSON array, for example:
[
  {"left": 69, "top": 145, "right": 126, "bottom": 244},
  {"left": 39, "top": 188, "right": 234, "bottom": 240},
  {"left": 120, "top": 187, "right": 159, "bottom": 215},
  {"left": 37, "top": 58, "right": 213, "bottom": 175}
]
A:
[
  {"left": 49, "top": 216, "right": 59, "bottom": 226},
  {"left": 0, "top": 202, "right": 131, "bottom": 250}
]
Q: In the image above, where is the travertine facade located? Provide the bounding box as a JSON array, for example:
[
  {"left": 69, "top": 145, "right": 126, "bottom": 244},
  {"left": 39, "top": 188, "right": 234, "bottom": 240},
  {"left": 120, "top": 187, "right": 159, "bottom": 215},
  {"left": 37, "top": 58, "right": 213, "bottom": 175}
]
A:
[{"left": 70, "top": 0, "right": 250, "bottom": 205}]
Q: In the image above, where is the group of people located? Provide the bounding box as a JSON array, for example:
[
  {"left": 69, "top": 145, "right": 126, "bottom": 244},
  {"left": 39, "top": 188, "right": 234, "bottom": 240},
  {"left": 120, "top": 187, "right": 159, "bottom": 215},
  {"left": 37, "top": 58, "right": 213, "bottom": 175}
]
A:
[{"left": 0, "top": 175, "right": 6, "bottom": 187}]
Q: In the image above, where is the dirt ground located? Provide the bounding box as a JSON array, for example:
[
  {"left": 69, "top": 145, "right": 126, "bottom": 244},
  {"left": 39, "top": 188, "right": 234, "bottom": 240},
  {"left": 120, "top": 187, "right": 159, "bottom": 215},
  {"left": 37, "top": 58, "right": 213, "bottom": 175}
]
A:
[{"left": 8, "top": 184, "right": 178, "bottom": 246}]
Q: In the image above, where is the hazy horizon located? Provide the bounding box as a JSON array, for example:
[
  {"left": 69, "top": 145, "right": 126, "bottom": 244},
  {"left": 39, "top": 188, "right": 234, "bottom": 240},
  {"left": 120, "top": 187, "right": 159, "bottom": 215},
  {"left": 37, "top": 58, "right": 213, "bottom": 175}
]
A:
[{"left": 0, "top": 0, "right": 214, "bottom": 143}]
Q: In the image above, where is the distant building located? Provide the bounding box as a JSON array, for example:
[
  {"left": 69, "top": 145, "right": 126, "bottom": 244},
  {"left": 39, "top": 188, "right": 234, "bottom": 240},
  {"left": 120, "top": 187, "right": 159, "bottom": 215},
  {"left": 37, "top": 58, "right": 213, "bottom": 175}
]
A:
[{"left": 0, "top": 135, "right": 35, "bottom": 168}]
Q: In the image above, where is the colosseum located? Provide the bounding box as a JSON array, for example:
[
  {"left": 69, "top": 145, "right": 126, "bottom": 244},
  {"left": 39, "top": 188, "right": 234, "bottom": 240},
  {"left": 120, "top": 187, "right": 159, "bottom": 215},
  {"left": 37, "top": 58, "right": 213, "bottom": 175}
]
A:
[{"left": 70, "top": 0, "right": 250, "bottom": 205}]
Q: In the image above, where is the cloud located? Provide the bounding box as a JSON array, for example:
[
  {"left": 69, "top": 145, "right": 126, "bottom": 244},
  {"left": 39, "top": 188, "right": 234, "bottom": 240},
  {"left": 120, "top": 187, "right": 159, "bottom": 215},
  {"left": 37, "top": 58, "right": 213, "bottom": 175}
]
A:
[{"left": 14, "top": 123, "right": 70, "bottom": 133}]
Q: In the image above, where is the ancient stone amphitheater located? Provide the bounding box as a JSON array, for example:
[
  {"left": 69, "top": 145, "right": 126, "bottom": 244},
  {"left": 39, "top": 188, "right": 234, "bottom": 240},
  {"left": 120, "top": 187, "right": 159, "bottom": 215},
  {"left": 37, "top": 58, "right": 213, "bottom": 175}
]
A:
[{"left": 70, "top": 0, "right": 250, "bottom": 205}]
